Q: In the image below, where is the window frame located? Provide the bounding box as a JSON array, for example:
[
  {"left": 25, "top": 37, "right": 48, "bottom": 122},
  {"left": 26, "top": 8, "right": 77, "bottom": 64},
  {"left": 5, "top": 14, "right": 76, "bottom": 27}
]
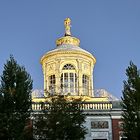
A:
[
  {"left": 82, "top": 74, "right": 89, "bottom": 95},
  {"left": 48, "top": 75, "right": 56, "bottom": 94},
  {"left": 61, "top": 64, "right": 77, "bottom": 95}
]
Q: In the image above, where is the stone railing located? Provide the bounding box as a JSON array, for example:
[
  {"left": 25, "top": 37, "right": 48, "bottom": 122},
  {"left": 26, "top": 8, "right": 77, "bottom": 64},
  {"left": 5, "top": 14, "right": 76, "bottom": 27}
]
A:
[{"left": 32, "top": 102, "right": 112, "bottom": 111}]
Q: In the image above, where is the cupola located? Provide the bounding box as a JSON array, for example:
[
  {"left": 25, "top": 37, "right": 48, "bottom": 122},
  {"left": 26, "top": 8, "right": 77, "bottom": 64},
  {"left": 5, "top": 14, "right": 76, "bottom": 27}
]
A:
[{"left": 40, "top": 18, "right": 96, "bottom": 98}]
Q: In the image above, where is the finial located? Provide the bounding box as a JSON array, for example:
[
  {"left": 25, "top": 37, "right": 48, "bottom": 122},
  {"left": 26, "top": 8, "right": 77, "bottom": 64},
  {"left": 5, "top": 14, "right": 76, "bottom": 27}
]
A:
[
  {"left": 64, "top": 18, "right": 71, "bottom": 36},
  {"left": 56, "top": 18, "right": 80, "bottom": 47}
]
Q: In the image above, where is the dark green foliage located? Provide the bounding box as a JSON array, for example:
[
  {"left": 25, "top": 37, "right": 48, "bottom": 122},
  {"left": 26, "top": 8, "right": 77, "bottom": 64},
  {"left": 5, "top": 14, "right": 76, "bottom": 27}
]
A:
[
  {"left": 34, "top": 95, "right": 87, "bottom": 140},
  {"left": 0, "top": 56, "right": 33, "bottom": 140},
  {"left": 121, "top": 62, "right": 140, "bottom": 140}
]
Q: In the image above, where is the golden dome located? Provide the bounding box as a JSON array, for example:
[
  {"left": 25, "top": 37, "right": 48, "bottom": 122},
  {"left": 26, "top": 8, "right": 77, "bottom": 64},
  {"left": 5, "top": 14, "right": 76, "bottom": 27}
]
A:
[{"left": 56, "top": 18, "right": 80, "bottom": 47}]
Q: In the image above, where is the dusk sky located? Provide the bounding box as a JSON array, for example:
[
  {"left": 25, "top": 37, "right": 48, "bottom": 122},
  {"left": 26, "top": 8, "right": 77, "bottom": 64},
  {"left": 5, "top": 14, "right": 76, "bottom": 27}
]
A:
[{"left": 0, "top": 0, "right": 140, "bottom": 99}]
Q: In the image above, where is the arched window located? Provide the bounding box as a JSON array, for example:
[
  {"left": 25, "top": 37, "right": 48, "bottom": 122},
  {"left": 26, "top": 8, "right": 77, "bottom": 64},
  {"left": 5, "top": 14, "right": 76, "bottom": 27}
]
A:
[
  {"left": 61, "top": 64, "right": 77, "bottom": 95},
  {"left": 48, "top": 75, "right": 55, "bottom": 94},
  {"left": 82, "top": 75, "right": 89, "bottom": 95},
  {"left": 62, "top": 64, "right": 75, "bottom": 70}
]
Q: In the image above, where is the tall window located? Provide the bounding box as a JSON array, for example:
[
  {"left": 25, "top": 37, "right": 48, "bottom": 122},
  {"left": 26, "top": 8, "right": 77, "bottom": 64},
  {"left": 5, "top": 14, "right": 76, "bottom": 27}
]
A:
[
  {"left": 82, "top": 75, "right": 89, "bottom": 95},
  {"left": 61, "top": 64, "right": 77, "bottom": 95},
  {"left": 49, "top": 75, "right": 55, "bottom": 94}
]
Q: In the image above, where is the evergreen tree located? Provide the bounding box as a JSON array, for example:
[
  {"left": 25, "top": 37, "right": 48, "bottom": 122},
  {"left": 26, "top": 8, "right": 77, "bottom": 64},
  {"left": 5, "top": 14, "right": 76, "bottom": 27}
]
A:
[
  {"left": 34, "top": 95, "right": 87, "bottom": 140},
  {"left": 0, "top": 56, "right": 33, "bottom": 140},
  {"left": 121, "top": 62, "right": 140, "bottom": 140}
]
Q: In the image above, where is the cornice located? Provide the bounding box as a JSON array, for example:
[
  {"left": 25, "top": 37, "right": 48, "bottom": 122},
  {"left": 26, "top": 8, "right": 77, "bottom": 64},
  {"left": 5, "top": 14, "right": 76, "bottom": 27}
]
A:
[{"left": 40, "top": 50, "right": 96, "bottom": 65}]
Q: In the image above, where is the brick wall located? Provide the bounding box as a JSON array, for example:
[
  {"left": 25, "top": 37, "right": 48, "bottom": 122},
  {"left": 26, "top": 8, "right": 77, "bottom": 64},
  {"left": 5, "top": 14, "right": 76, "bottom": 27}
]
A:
[{"left": 112, "top": 119, "right": 122, "bottom": 140}]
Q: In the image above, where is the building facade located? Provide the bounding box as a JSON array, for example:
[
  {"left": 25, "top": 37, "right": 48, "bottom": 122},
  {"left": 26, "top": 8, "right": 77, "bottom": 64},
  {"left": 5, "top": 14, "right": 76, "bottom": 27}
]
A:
[{"left": 32, "top": 18, "right": 123, "bottom": 140}]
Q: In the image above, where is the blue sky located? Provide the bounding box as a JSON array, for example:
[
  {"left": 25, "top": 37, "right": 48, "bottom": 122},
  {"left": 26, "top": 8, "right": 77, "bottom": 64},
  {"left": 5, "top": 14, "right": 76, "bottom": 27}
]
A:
[{"left": 0, "top": 0, "right": 140, "bottom": 98}]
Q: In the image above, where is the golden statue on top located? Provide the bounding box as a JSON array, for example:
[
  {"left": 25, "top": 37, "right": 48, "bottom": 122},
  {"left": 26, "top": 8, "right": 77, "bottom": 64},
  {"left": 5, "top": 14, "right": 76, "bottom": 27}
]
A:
[
  {"left": 64, "top": 18, "right": 71, "bottom": 36},
  {"left": 56, "top": 18, "right": 80, "bottom": 46}
]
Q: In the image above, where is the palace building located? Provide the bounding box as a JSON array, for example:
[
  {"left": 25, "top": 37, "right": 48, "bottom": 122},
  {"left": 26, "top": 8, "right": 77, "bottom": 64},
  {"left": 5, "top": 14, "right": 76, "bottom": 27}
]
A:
[{"left": 32, "top": 18, "right": 123, "bottom": 140}]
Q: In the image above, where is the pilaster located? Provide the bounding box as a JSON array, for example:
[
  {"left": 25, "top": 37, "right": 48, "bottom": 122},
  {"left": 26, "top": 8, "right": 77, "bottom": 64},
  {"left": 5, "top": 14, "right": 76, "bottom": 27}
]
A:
[
  {"left": 55, "top": 59, "right": 61, "bottom": 94},
  {"left": 77, "top": 59, "right": 83, "bottom": 96}
]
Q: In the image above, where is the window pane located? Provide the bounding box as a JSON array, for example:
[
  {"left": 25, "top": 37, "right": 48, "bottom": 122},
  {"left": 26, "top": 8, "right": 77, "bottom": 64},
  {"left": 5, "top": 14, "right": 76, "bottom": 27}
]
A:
[
  {"left": 70, "top": 73, "right": 74, "bottom": 82},
  {"left": 64, "top": 73, "right": 68, "bottom": 82}
]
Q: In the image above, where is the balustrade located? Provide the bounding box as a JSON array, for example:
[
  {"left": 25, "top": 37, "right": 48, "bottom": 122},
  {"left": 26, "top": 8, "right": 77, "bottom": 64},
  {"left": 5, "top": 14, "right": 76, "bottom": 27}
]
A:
[{"left": 32, "top": 102, "right": 112, "bottom": 111}]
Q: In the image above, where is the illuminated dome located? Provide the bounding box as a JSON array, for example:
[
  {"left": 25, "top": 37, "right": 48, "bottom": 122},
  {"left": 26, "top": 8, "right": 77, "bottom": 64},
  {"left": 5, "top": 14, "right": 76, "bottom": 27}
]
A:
[{"left": 41, "top": 18, "right": 95, "bottom": 63}]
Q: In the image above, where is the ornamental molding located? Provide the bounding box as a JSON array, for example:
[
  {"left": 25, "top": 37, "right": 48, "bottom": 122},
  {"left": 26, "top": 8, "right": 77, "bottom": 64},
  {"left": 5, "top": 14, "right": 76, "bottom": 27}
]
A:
[
  {"left": 56, "top": 36, "right": 80, "bottom": 46},
  {"left": 41, "top": 50, "right": 96, "bottom": 64}
]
